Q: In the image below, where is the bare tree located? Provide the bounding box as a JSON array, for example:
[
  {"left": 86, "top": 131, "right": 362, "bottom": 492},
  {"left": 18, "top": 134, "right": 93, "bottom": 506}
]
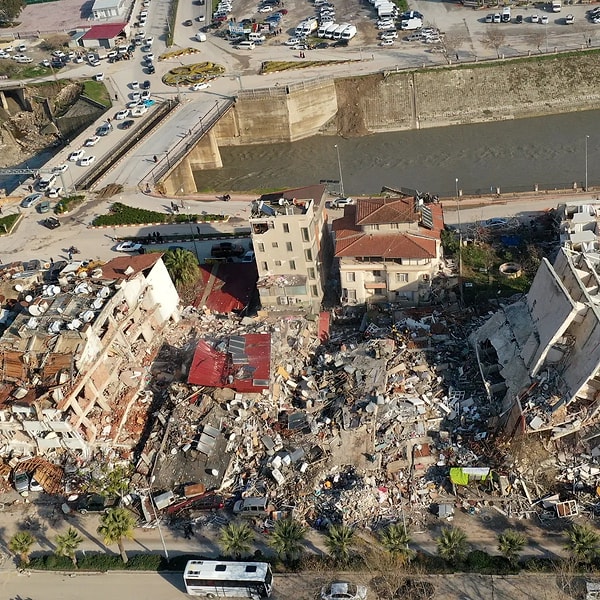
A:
[
  {"left": 480, "top": 27, "right": 507, "bottom": 58},
  {"left": 530, "top": 30, "right": 546, "bottom": 53},
  {"left": 443, "top": 30, "right": 466, "bottom": 59}
]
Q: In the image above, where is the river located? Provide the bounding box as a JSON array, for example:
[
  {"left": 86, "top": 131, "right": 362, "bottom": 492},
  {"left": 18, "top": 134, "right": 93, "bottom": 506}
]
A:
[{"left": 194, "top": 109, "right": 600, "bottom": 197}]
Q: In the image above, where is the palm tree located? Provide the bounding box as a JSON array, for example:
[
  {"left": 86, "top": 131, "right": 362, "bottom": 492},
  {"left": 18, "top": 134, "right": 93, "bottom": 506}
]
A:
[
  {"left": 163, "top": 248, "right": 199, "bottom": 288},
  {"left": 325, "top": 524, "right": 355, "bottom": 566},
  {"left": 55, "top": 527, "right": 83, "bottom": 567},
  {"left": 219, "top": 522, "right": 255, "bottom": 559},
  {"left": 269, "top": 519, "right": 306, "bottom": 565},
  {"left": 437, "top": 526, "right": 468, "bottom": 565},
  {"left": 97, "top": 508, "right": 137, "bottom": 564},
  {"left": 497, "top": 529, "right": 526, "bottom": 566},
  {"left": 379, "top": 523, "right": 414, "bottom": 563},
  {"left": 565, "top": 523, "right": 600, "bottom": 564},
  {"left": 9, "top": 531, "right": 35, "bottom": 566}
]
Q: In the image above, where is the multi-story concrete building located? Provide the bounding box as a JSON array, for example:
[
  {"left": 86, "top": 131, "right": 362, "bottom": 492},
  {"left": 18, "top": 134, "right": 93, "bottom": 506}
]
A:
[
  {"left": 472, "top": 202, "right": 600, "bottom": 440},
  {"left": 250, "top": 184, "right": 332, "bottom": 311},
  {"left": 0, "top": 254, "right": 179, "bottom": 457},
  {"left": 332, "top": 197, "right": 444, "bottom": 305}
]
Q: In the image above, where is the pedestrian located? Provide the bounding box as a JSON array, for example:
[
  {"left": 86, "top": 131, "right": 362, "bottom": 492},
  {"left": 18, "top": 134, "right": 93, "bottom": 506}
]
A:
[
  {"left": 589, "top": 37, "right": 592, "bottom": 47},
  {"left": 68, "top": 251, "right": 72, "bottom": 261},
  {"left": 180, "top": 198, "right": 184, "bottom": 208},
  {"left": 28, "top": 185, "right": 33, "bottom": 193},
  {"left": 50, "top": 257, "right": 54, "bottom": 265},
  {"left": 196, "top": 226, "right": 200, "bottom": 234},
  {"left": 455, "top": 52, "right": 459, "bottom": 61},
  {"left": 188, "top": 128, "right": 192, "bottom": 135},
  {"left": 0, "top": 205, "right": 3, "bottom": 215},
  {"left": 153, "top": 155, "right": 158, "bottom": 163},
  {"left": 115, "top": 93, "right": 118, "bottom": 100}
]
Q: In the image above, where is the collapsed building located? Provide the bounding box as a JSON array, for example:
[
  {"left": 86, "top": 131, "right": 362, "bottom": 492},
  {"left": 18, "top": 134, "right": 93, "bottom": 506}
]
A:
[
  {"left": 471, "top": 201, "right": 600, "bottom": 442},
  {"left": 0, "top": 254, "right": 179, "bottom": 468}
]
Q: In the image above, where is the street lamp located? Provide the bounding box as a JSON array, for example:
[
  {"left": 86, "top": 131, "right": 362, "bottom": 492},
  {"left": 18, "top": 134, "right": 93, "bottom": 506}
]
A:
[
  {"left": 455, "top": 177, "right": 464, "bottom": 306},
  {"left": 585, "top": 135, "right": 590, "bottom": 191},
  {"left": 334, "top": 144, "right": 344, "bottom": 197}
]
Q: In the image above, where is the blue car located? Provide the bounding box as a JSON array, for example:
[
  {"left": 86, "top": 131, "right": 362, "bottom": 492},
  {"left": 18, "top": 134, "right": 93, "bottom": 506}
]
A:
[{"left": 143, "top": 99, "right": 155, "bottom": 107}]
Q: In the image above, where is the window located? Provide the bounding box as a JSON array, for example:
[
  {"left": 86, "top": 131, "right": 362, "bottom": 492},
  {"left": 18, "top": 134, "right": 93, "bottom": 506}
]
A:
[
  {"left": 289, "top": 260, "right": 296, "bottom": 270},
  {"left": 346, "top": 272, "right": 355, "bottom": 282},
  {"left": 390, "top": 223, "right": 399, "bottom": 229},
  {"left": 301, "top": 227, "right": 310, "bottom": 242},
  {"left": 257, "top": 243, "right": 265, "bottom": 253},
  {"left": 307, "top": 267, "right": 315, "bottom": 279},
  {"left": 283, "top": 223, "right": 289, "bottom": 233},
  {"left": 371, "top": 224, "right": 380, "bottom": 231},
  {"left": 260, "top": 262, "right": 268, "bottom": 271},
  {"left": 272, "top": 242, "right": 278, "bottom": 248},
  {"left": 311, "top": 285, "right": 318, "bottom": 297},
  {"left": 286, "top": 242, "right": 293, "bottom": 252},
  {"left": 348, "top": 289, "right": 357, "bottom": 301},
  {"left": 304, "top": 249, "right": 313, "bottom": 262},
  {"left": 275, "top": 260, "right": 282, "bottom": 266},
  {"left": 373, "top": 270, "right": 381, "bottom": 277},
  {"left": 396, "top": 273, "right": 408, "bottom": 283}
]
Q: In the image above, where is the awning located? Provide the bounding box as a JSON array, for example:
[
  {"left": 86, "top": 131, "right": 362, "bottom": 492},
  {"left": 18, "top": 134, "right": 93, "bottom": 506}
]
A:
[{"left": 364, "top": 282, "right": 387, "bottom": 289}]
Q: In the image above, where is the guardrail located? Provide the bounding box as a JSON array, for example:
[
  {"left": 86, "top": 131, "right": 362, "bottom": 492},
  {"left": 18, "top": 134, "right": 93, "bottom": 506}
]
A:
[
  {"left": 76, "top": 99, "right": 179, "bottom": 191},
  {"left": 145, "top": 96, "right": 236, "bottom": 186}
]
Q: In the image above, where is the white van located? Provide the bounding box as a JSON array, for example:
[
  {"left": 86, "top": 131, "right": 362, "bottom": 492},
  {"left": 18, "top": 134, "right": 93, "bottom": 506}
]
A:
[
  {"left": 195, "top": 32, "right": 207, "bottom": 42},
  {"left": 324, "top": 23, "right": 339, "bottom": 38},
  {"left": 552, "top": 0, "right": 561, "bottom": 11},
  {"left": 333, "top": 23, "right": 350, "bottom": 39},
  {"left": 249, "top": 32, "right": 266, "bottom": 42},
  {"left": 501, "top": 6, "right": 511, "bottom": 22},
  {"left": 237, "top": 40, "right": 256, "bottom": 50},
  {"left": 341, "top": 24, "right": 357, "bottom": 40},
  {"left": 38, "top": 173, "right": 57, "bottom": 191},
  {"left": 233, "top": 497, "right": 272, "bottom": 518}
]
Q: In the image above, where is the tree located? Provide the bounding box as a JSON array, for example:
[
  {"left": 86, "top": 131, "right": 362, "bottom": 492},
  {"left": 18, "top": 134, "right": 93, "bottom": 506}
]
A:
[
  {"left": 163, "top": 248, "right": 199, "bottom": 288},
  {"left": 565, "top": 523, "right": 600, "bottom": 564},
  {"left": 325, "top": 524, "right": 355, "bottom": 566},
  {"left": 97, "top": 508, "right": 137, "bottom": 563},
  {"left": 530, "top": 30, "right": 546, "bottom": 53},
  {"left": 218, "top": 522, "right": 254, "bottom": 559},
  {"left": 269, "top": 519, "right": 306, "bottom": 565},
  {"left": 0, "top": 0, "right": 26, "bottom": 23},
  {"left": 8, "top": 531, "right": 35, "bottom": 566},
  {"left": 497, "top": 529, "right": 526, "bottom": 566},
  {"left": 379, "top": 523, "right": 414, "bottom": 564},
  {"left": 480, "top": 27, "right": 506, "bottom": 58},
  {"left": 55, "top": 527, "right": 83, "bottom": 567},
  {"left": 436, "top": 527, "right": 468, "bottom": 565}
]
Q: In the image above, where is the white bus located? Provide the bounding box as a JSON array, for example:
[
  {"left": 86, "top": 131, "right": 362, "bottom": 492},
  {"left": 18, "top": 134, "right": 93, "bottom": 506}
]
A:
[{"left": 183, "top": 560, "right": 274, "bottom": 598}]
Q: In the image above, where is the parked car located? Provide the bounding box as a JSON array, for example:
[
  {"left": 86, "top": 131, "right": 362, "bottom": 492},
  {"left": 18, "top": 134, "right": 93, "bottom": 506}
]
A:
[
  {"left": 541, "top": 15, "right": 549, "bottom": 24},
  {"left": 79, "top": 156, "right": 96, "bottom": 166},
  {"left": 29, "top": 476, "right": 44, "bottom": 492},
  {"left": 20, "top": 193, "right": 43, "bottom": 208},
  {"left": 116, "top": 241, "right": 143, "bottom": 252},
  {"left": 38, "top": 199, "right": 51, "bottom": 212},
  {"left": 120, "top": 119, "right": 135, "bottom": 129},
  {"left": 115, "top": 109, "right": 129, "bottom": 120},
  {"left": 93, "top": 72, "right": 104, "bottom": 81},
  {"left": 191, "top": 81, "right": 211, "bottom": 90},
  {"left": 142, "top": 80, "right": 151, "bottom": 89},
  {"left": 85, "top": 135, "right": 100, "bottom": 146},
  {"left": 211, "top": 241, "right": 245, "bottom": 258},
  {"left": 565, "top": 13, "right": 574, "bottom": 24},
  {"left": 68, "top": 149, "right": 85, "bottom": 162},
  {"left": 43, "top": 216, "right": 61, "bottom": 229},
  {"left": 241, "top": 250, "right": 255, "bottom": 263},
  {"left": 531, "top": 14, "right": 539, "bottom": 22},
  {"left": 321, "top": 582, "right": 368, "bottom": 600},
  {"left": 97, "top": 123, "right": 111, "bottom": 136},
  {"left": 47, "top": 187, "right": 63, "bottom": 198},
  {"left": 515, "top": 14, "right": 523, "bottom": 23},
  {"left": 332, "top": 197, "right": 354, "bottom": 208},
  {"left": 53, "top": 163, "right": 69, "bottom": 173},
  {"left": 13, "top": 471, "right": 29, "bottom": 493},
  {"left": 482, "top": 217, "right": 509, "bottom": 229},
  {"left": 70, "top": 493, "right": 119, "bottom": 514}
]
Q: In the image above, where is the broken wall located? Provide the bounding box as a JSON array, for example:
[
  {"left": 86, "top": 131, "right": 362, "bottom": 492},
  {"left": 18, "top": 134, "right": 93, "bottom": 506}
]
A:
[
  {"left": 143, "top": 259, "right": 180, "bottom": 325},
  {"left": 526, "top": 258, "right": 578, "bottom": 376}
]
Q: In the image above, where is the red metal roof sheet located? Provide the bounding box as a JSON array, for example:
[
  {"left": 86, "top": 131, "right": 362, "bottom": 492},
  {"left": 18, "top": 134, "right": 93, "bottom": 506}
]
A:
[
  {"left": 188, "top": 334, "right": 271, "bottom": 393},
  {"left": 82, "top": 23, "right": 127, "bottom": 40},
  {"left": 193, "top": 263, "right": 257, "bottom": 313}
]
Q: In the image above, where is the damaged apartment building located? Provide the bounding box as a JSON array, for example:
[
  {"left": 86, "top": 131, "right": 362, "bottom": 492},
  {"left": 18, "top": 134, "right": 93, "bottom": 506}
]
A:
[
  {"left": 471, "top": 201, "right": 600, "bottom": 442},
  {"left": 332, "top": 196, "right": 444, "bottom": 306},
  {"left": 0, "top": 254, "right": 179, "bottom": 461},
  {"left": 250, "top": 184, "right": 333, "bottom": 312}
]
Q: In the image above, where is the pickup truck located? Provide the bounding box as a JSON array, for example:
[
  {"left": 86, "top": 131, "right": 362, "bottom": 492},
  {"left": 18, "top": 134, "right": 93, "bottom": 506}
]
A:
[
  {"left": 66, "top": 493, "right": 119, "bottom": 514},
  {"left": 211, "top": 241, "right": 245, "bottom": 258}
]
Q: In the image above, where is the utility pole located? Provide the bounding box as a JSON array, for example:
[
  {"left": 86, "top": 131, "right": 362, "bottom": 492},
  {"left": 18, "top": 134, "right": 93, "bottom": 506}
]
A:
[
  {"left": 334, "top": 144, "right": 344, "bottom": 197},
  {"left": 456, "top": 177, "right": 464, "bottom": 306}
]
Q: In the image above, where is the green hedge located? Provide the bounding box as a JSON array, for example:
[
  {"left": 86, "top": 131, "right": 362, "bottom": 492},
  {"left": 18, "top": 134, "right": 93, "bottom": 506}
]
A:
[
  {"left": 55, "top": 195, "right": 86, "bottom": 214},
  {"left": 30, "top": 552, "right": 167, "bottom": 572},
  {"left": 92, "top": 202, "right": 226, "bottom": 227}
]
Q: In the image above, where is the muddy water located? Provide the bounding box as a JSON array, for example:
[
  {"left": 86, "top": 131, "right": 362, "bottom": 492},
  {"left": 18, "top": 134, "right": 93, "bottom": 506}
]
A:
[{"left": 194, "top": 109, "right": 600, "bottom": 196}]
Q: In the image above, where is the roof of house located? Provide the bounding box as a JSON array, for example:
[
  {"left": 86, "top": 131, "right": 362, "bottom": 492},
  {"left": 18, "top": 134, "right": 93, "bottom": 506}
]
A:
[
  {"left": 355, "top": 197, "right": 418, "bottom": 225},
  {"left": 82, "top": 23, "right": 127, "bottom": 40},
  {"left": 259, "top": 184, "right": 327, "bottom": 206},
  {"left": 333, "top": 201, "right": 444, "bottom": 260},
  {"left": 99, "top": 253, "right": 162, "bottom": 280}
]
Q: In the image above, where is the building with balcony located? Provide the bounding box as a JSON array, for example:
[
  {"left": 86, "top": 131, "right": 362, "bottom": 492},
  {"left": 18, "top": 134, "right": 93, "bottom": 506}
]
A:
[
  {"left": 332, "top": 197, "right": 444, "bottom": 305},
  {"left": 250, "top": 184, "right": 332, "bottom": 311}
]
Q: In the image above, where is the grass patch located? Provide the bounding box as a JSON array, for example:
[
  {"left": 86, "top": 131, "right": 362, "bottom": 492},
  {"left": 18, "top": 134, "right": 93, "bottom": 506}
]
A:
[
  {"left": 20, "top": 65, "right": 51, "bottom": 78},
  {"left": 82, "top": 80, "right": 111, "bottom": 107},
  {"left": 92, "top": 202, "right": 227, "bottom": 226},
  {"left": 0, "top": 213, "right": 20, "bottom": 235},
  {"left": 260, "top": 59, "right": 352, "bottom": 74},
  {"left": 54, "top": 195, "right": 86, "bottom": 215}
]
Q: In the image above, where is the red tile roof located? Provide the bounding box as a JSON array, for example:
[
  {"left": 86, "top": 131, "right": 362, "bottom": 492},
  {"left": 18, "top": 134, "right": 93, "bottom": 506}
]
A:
[
  {"left": 332, "top": 202, "right": 444, "bottom": 260},
  {"left": 355, "top": 197, "right": 418, "bottom": 225},
  {"left": 82, "top": 23, "right": 127, "bottom": 40},
  {"left": 99, "top": 254, "right": 162, "bottom": 280}
]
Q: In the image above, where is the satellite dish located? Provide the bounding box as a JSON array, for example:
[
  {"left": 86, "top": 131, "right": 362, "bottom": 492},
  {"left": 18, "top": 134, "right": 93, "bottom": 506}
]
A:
[
  {"left": 82, "top": 311, "right": 94, "bottom": 323},
  {"left": 92, "top": 298, "right": 104, "bottom": 310},
  {"left": 14, "top": 284, "right": 23, "bottom": 292},
  {"left": 25, "top": 295, "right": 33, "bottom": 302},
  {"left": 28, "top": 305, "right": 41, "bottom": 316},
  {"left": 99, "top": 286, "right": 110, "bottom": 298}
]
